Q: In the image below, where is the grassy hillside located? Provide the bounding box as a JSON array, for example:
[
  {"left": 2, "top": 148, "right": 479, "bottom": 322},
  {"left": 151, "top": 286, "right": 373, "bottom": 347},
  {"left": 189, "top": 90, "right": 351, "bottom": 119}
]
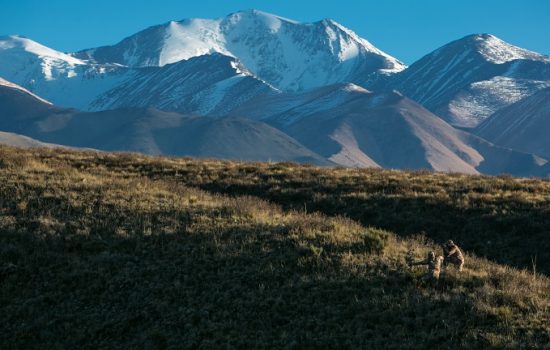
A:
[
  {"left": 44, "top": 150, "right": 550, "bottom": 274},
  {"left": 1, "top": 146, "right": 549, "bottom": 349}
]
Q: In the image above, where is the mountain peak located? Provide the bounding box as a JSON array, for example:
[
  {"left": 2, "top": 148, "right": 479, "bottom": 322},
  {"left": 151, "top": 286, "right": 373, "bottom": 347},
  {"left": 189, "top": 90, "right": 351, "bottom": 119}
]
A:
[
  {"left": 452, "top": 33, "right": 549, "bottom": 64},
  {"left": 221, "top": 9, "right": 298, "bottom": 34},
  {"left": 387, "top": 32, "right": 550, "bottom": 128},
  {"left": 228, "top": 9, "right": 299, "bottom": 24},
  {"left": 75, "top": 11, "right": 405, "bottom": 92},
  {"left": 464, "top": 33, "right": 497, "bottom": 41},
  {"left": 0, "top": 35, "right": 84, "bottom": 65}
]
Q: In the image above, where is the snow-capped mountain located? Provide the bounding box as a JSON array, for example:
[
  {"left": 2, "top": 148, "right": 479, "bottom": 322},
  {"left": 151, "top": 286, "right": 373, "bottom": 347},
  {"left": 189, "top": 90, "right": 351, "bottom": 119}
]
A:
[
  {"left": 475, "top": 87, "right": 550, "bottom": 159},
  {"left": 384, "top": 34, "right": 550, "bottom": 128},
  {"left": 3, "top": 15, "right": 549, "bottom": 126},
  {"left": 90, "top": 53, "right": 278, "bottom": 116},
  {"left": 0, "top": 36, "right": 275, "bottom": 114},
  {"left": 0, "top": 10, "right": 405, "bottom": 112},
  {"left": 0, "top": 35, "right": 131, "bottom": 109},
  {"left": 74, "top": 9, "right": 405, "bottom": 91},
  {"left": 0, "top": 35, "right": 85, "bottom": 80}
]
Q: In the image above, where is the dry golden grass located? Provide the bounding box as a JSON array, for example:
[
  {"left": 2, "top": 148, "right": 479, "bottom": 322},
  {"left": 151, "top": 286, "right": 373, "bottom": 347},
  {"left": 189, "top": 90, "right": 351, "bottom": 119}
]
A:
[{"left": 0, "top": 146, "right": 549, "bottom": 349}]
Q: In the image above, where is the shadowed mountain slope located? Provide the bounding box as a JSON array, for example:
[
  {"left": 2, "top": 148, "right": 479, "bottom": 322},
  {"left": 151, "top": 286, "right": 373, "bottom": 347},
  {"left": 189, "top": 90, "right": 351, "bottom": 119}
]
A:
[{"left": 476, "top": 87, "right": 550, "bottom": 159}]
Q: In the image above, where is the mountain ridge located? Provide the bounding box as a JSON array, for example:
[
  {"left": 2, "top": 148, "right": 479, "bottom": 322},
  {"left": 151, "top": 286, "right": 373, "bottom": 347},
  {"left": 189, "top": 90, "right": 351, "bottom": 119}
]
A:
[
  {"left": 72, "top": 9, "right": 405, "bottom": 92},
  {"left": 231, "top": 84, "right": 550, "bottom": 176},
  {"left": 89, "top": 53, "right": 279, "bottom": 115},
  {"left": 3, "top": 12, "right": 548, "bottom": 123},
  {"left": 382, "top": 33, "right": 550, "bottom": 128},
  {"left": 0, "top": 78, "right": 329, "bottom": 164}
]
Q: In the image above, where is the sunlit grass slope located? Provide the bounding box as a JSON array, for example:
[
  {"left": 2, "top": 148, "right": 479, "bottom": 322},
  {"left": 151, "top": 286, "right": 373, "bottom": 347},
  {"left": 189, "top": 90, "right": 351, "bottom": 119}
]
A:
[{"left": 0, "top": 146, "right": 549, "bottom": 349}]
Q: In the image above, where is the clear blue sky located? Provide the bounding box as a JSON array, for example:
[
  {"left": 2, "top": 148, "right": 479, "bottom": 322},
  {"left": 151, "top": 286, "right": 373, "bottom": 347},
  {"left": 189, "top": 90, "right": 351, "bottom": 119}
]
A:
[{"left": 2, "top": 0, "right": 549, "bottom": 64}]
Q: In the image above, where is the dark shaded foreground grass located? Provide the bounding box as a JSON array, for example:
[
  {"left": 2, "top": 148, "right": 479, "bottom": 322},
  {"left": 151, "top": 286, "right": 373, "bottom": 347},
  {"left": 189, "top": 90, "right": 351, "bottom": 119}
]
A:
[{"left": 0, "top": 146, "right": 549, "bottom": 349}]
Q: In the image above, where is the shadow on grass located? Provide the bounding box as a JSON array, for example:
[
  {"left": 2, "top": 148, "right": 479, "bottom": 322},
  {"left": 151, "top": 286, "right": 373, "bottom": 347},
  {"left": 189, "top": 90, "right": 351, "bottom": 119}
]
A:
[
  {"left": 184, "top": 181, "right": 550, "bottom": 276},
  {"left": 2, "top": 151, "right": 546, "bottom": 348},
  {"left": 46, "top": 149, "right": 550, "bottom": 274},
  {"left": 1, "top": 221, "right": 512, "bottom": 349}
]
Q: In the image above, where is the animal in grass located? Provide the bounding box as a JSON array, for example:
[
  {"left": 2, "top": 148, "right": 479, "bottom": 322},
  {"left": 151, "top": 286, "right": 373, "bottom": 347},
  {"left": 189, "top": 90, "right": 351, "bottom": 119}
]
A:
[
  {"left": 409, "top": 251, "right": 444, "bottom": 284},
  {"left": 442, "top": 239, "right": 464, "bottom": 271}
]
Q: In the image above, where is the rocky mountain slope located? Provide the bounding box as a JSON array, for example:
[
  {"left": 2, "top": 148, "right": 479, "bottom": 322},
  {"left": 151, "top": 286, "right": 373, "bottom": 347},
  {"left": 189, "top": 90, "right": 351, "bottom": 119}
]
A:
[
  {"left": 3, "top": 76, "right": 546, "bottom": 175},
  {"left": 89, "top": 54, "right": 278, "bottom": 116},
  {"left": 475, "top": 87, "right": 550, "bottom": 159},
  {"left": 32, "top": 108, "right": 329, "bottom": 164},
  {"left": 383, "top": 34, "right": 550, "bottom": 128},
  {"left": 0, "top": 77, "right": 327, "bottom": 163},
  {"left": 231, "top": 83, "right": 549, "bottom": 175},
  {"left": 0, "top": 76, "right": 69, "bottom": 131}
]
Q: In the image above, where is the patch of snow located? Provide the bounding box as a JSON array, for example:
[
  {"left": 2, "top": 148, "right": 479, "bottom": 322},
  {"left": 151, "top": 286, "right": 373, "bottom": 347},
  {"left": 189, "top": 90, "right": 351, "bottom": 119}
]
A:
[
  {"left": 0, "top": 35, "right": 135, "bottom": 109},
  {"left": 0, "top": 35, "right": 85, "bottom": 65},
  {"left": 159, "top": 19, "right": 227, "bottom": 66},
  {"left": 0, "top": 77, "right": 53, "bottom": 105},
  {"left": 43, "top": 68, "right": 134, "bottom": 110},
  {"left": 448, "top": 77, "right": 550, "bottom": 127},
  {"left": 475, "top": 34, "right": 550, "bottom": 64},
  {"left": 341, "top": 83, "right": 370, "bottom": 93},
  {"left": 191, "top": 75, "right": 246, "bottom": 115}
]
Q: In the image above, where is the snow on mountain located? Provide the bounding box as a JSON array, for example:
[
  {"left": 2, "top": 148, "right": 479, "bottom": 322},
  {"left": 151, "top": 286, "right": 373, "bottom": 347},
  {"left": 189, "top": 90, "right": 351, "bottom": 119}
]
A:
[
  {"left": 0, "top": 76, "right": 52, "bottom": 105},
  {"left": 468, "top": 34, "right": 550, "bottom": 64},
  {"left": 385, "top": 34, "right": 550, "bottom": 128},
  {"left": 446, "top": 76, "right": 550, "bottom": 127},
  {"left": 0, "top": 77, "right": 64, "bottom": 133},
  {"left": 0, "top": 35, "right": 85, "bottom": 80},
  {"left": 0, "top": 35, "right": 132, "bottom": 109},
  {"left": 75, "top": 9, "right": 405, "bottom": 91},
  {"left": 90, "top": 53, "right": 278, "bottom": 115},
  {"left": 475, "top": 87, "right": 550, "bottom": 159}
]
